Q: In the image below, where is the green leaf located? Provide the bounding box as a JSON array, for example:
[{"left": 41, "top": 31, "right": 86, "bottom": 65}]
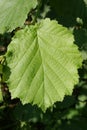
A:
[
  {"left": 0, "top": 0, "right": 37, "bottom": 34},
  {"left": 50, "top": 0, "right": 87, "bottom": 27},
  {"left": 74, "top": 28, "right": 87, "bottom": 60},
  {"left": 5, "top": 18, "right": 82, "bottom": 111},
  {"left": 0, "top": 90, "right": 2, "bottom": 101}
]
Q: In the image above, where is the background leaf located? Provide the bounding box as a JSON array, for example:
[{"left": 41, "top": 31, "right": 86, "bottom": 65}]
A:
[
  {"left": 5, "top": 18, "right": 82, "bottom": 111},
  {"left": 0, "top": 87, "right": 2, "bottom": 101},
  {"left": 0, "top": 0, "right": 37, "bottom": 34},
  {"left": 49, "top": 0, "right": 87, "bottom": 27},
  {"left": 74, "top": 28, "right": 87, "bottom": 60}
]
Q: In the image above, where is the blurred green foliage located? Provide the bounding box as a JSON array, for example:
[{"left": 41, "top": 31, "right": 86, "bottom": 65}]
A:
[{"left": 0, "top": 0, "right": 87, "bottom": 129}]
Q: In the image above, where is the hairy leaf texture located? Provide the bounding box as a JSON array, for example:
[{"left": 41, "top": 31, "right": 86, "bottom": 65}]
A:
[{"left": 5, "top": 19, "right": 82, "bottom": 111}]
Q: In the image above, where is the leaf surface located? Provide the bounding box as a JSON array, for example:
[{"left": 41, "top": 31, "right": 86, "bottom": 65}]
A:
[
  {"left": 0, "top": 0, "right": 37, "bottom": 33},
  {"left": 5, "top": 19, "right": 82, "bottom": 111}
]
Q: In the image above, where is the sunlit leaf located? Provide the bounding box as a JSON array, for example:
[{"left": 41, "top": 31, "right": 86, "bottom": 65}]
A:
[{"left": 5, "top": 18, "right": 82, "bottom": 111}]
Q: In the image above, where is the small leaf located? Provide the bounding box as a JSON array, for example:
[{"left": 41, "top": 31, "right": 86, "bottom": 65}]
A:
[
  {"left": 0, "top": 0, "right": 37, "bottom": 34},
  {"left": 5, "top": 18, "right": 82, "bottom": 111}
]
